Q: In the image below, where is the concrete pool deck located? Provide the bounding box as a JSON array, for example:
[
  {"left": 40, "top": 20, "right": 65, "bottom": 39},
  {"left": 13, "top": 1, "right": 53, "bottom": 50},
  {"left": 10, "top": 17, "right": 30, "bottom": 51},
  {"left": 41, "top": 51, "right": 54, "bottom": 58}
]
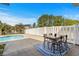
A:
[{"left": 1, "top": 34, "right": 79, "bottom": 56}]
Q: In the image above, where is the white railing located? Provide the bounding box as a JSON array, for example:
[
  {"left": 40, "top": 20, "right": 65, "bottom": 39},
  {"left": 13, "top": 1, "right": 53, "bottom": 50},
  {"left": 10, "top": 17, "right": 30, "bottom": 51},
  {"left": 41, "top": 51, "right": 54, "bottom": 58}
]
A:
[{"left": 25, "top": 25, "right": 79, "bottom": 44}]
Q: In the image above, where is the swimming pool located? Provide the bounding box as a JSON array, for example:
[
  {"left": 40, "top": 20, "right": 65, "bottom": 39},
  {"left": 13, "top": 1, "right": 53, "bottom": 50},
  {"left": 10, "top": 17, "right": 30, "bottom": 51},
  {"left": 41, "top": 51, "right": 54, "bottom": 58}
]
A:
[{"left": 0, "top": 35, "right": 24, "bottom": 42}]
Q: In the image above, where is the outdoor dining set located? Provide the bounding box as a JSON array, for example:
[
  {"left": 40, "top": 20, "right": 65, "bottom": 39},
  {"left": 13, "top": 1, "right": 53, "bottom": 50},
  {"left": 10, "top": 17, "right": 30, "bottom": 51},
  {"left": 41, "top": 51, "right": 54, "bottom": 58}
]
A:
[{"left": 42, "top": 33, "right": 69, "bottom": 55}]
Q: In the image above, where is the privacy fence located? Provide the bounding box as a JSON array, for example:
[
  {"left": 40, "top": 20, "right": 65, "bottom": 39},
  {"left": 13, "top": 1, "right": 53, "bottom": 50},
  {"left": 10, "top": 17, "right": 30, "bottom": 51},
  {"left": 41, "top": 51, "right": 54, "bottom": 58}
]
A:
[{"left": 25, "top": 25, "right": 79, "bottom": 44}]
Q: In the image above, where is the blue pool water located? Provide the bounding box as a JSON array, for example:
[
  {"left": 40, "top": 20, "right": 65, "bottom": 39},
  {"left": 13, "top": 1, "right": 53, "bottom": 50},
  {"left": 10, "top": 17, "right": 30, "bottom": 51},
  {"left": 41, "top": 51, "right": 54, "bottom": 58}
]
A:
[{"left": 0, "top": 35, "right": 24, "bottom": 42}]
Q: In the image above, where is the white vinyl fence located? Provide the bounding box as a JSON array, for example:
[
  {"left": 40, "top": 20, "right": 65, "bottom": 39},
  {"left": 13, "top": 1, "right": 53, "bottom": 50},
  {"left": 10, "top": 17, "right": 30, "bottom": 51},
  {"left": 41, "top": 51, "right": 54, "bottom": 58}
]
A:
[{"left": 25, "top": 25, "right": 79, "bottom": 44}]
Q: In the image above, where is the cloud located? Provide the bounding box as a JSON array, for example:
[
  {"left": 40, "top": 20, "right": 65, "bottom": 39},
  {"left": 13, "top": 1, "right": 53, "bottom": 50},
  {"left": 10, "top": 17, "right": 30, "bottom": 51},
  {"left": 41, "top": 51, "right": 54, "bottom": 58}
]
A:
[{"left": 0, "top": 12, "right": 37, "bottom": 26}]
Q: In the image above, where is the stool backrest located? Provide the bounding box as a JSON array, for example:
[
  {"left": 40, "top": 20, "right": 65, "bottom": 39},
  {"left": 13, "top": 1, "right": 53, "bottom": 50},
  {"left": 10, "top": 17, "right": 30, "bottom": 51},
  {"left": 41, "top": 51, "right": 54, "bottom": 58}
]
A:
[
  {"left": 54, "top": 33, "right": 57, "bottom": 37},
  {"left": 43, "top": 34, "right": 47, "bottom": 41},
  {"left": 65, "top": 35, "right": 68, "bottom": 42},
  {"left": 62, "top": 35, "right": 68, "bottom": 43}
]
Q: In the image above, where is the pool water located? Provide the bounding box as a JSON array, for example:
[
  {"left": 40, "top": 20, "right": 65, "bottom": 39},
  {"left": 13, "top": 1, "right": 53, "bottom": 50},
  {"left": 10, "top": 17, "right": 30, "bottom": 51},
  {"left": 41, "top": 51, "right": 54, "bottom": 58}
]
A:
[{"left": 0, "top": 35, "right": 24, "bottom": 42}]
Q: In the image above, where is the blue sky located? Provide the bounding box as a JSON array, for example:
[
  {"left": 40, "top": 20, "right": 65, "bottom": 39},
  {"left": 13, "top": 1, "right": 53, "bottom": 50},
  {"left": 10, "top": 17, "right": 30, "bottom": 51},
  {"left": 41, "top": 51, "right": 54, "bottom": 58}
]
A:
[{"left": 0, "top": 3, "right": 79, "bottom": 26}]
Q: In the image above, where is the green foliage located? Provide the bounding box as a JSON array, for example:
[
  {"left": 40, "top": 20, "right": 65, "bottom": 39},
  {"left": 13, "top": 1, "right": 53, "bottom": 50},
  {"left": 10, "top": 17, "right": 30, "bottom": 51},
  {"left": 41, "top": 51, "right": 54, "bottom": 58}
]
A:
[
  {"left": 53, "top": 16, "right": 63, "bottom": 26},
  {"left": 1, "top": 23, "right": 14, "bottom": 35},
  {"left": 64, "top": 19, "right": 79, "bottom": 26},
  {"left": 0, "top": 21, "right": 26, "bottom": 35},
  {"left": 37, "top": 14, "right": 79, "bottom": 27},
  {"left": 15, "top": 23, "right": 25, "bottom": 34},
  {"left": 37, "top": 15, "right": 63, "bottom": 27},
  {"left": 37, "top": 14, "right": 49, "bottom": 27}
]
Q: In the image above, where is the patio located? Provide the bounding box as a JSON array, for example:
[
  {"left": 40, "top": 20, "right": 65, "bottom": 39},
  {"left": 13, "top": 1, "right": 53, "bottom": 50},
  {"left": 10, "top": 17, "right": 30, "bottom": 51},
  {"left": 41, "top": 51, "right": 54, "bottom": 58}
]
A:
[{"left": 1, "top": 34, "right": 79, "bottom": 56}]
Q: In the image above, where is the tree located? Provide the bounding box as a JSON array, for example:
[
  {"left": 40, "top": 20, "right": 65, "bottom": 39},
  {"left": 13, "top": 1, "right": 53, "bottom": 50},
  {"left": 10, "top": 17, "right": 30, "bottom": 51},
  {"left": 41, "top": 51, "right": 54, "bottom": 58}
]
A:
[
  {"left": 37, "top": 14, "right": 56, "bottom": 27},
  {"left": 0, "top": 21, "right": 27, "bottom": 35},
  {"left": 37, "top": 14, "right": 63, "bottom": 27},
  {"left": 37, "top": 14, "right": 79, "bottom": 27},
  {"left": 63, "top": 19, "right": 79, "bottom": 26},
  {"left": 37, "top": 14, "right": 49, "bottom": 27},
  {"left": 15, "top": 23, "right": 25, "bottom": 34},
  {"left": 1, "top": 23, "right": 13, "bottom": 35},
  {"left": 46, "top": 15, "right": 54, "bottom": 26},
  {"left": 53, "top": 16, "right": 63, "bottom": 26},
  {"left": 33, "top": 23, "right": 36, "bottom": 28}
]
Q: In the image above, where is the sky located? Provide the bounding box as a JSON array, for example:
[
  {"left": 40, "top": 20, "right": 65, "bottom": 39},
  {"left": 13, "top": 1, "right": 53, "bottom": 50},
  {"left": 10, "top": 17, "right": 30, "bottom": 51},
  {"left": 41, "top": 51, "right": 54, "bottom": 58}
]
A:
[{"left": 0, "top": 3, "right": 79, "bottom": 26}]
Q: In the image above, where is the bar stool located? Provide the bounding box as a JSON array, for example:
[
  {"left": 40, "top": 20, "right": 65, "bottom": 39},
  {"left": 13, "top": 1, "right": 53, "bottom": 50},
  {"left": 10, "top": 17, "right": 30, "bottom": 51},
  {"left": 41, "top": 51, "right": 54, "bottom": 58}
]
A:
[
  {"left": 43, "top": 34, "right": 51, "bottom": 49},
  {"left": 47, "top": 33, "right": 53, "bottom": 49},
  {"left": 43, "top": 34, "right": 54, "bottom": 50},
  {"left": 50, "top": 33, "right": 58, "bottom": 53},
  {"left": 43, "top": 34, "right": 47, "bottom": 49},
  {"left": 57, "top": 36, "right": 64, "bottom": 55},
  {"left": 57, "top": 35, "right": 68, "bottom": 55},
  {"left": 63, "top": 35, "right": 68, "bottom": 50}
]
